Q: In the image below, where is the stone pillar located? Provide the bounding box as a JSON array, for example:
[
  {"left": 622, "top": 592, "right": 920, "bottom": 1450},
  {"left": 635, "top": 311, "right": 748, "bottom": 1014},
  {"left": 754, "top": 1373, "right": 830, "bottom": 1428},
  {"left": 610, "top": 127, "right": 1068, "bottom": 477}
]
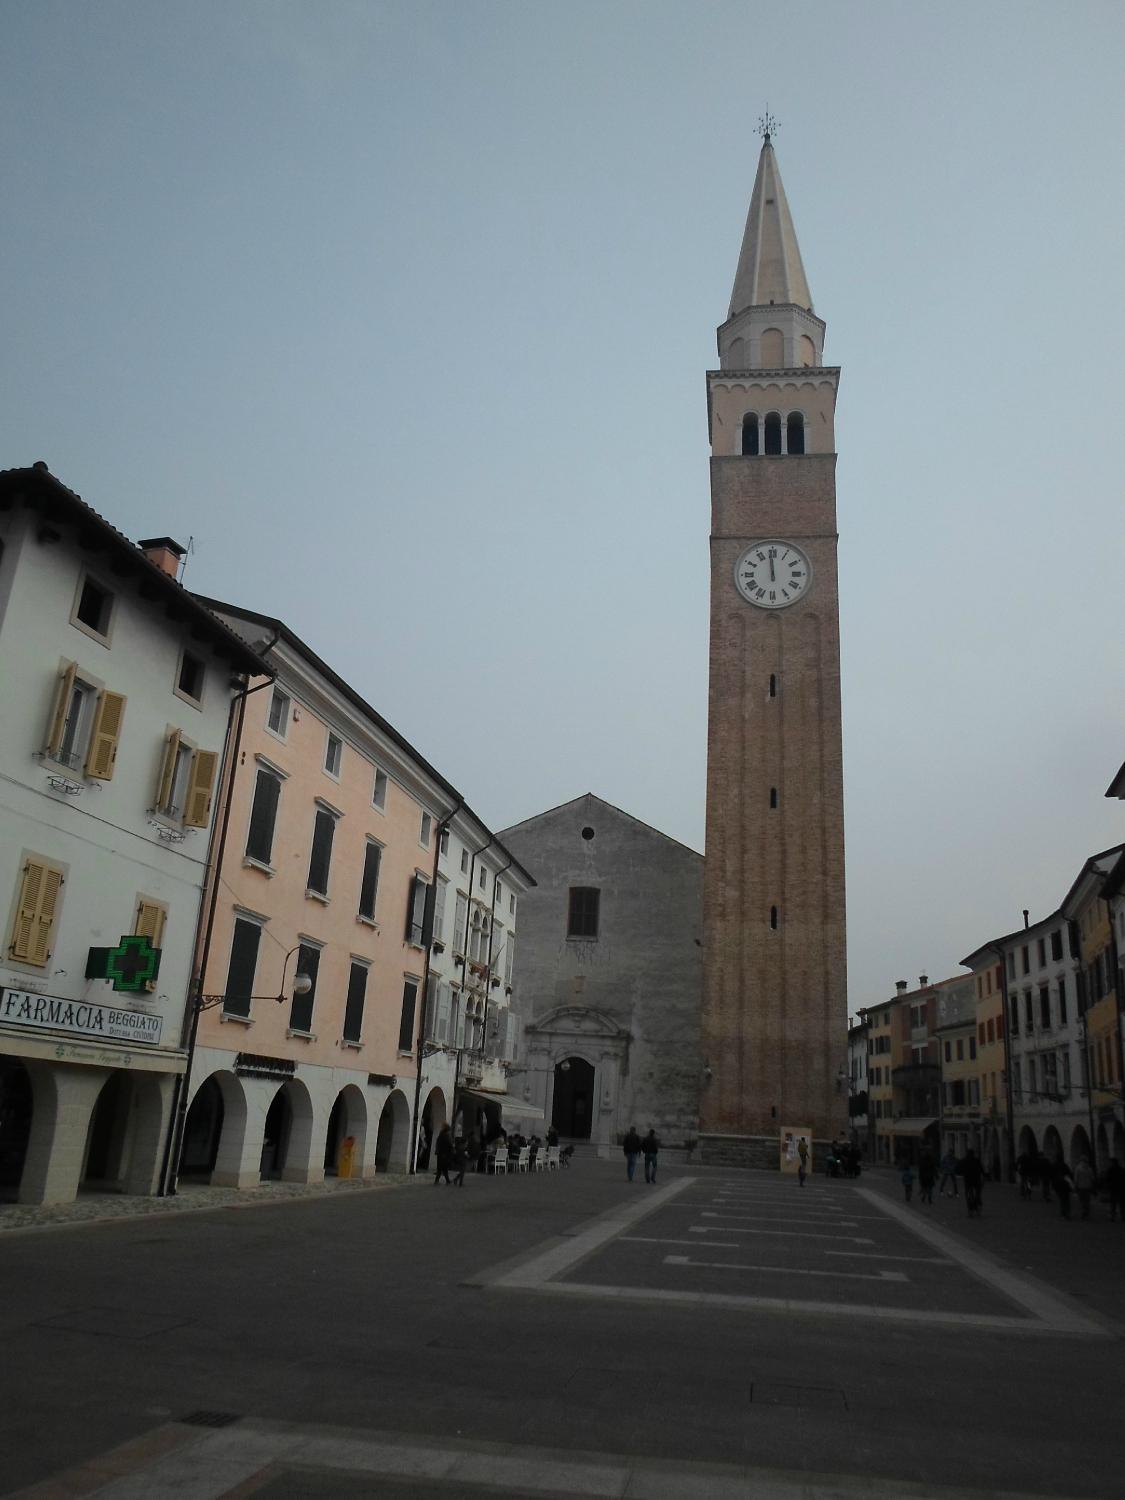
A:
[
  {"left": 210, "top": 1075, "right": 266, "bottom": 1188},
  {"left": 123, "top": 1073, "right": 177, "bottom": 1196},
  {"left": 19, "top": 1062, "right": 110, "bottom": 1206}
]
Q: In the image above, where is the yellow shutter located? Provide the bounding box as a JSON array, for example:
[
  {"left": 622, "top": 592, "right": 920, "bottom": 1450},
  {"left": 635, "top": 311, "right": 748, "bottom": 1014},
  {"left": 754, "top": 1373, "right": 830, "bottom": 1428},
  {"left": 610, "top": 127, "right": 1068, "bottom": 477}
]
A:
[
  {"left": 85, "top": 691, "right": 127, "bottom": 780},
  {"left": 155, "top": 728, "right": 181, "bottom": 811},
  {"left": 10, "top": 859, "right": 64, "bottom": 966},
  {"left": 134, "top": 898, "right": 166, "bottom": 947},
  {"left": 183, "top": 748, "right": 219, "bottom": 828},
  {"left": 134, "top": 898, "right": 166, "bottom": 990},
  {"left": 45, "top": 661, "right": 77, "bottom": 758}
]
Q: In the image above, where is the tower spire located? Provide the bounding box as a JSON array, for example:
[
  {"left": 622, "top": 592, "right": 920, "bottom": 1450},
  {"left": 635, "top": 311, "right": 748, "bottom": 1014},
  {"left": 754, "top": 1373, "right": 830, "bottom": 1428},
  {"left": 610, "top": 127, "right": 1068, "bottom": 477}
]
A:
[{"left": 728, "top": 127, "right": 813, "bottom": 319}]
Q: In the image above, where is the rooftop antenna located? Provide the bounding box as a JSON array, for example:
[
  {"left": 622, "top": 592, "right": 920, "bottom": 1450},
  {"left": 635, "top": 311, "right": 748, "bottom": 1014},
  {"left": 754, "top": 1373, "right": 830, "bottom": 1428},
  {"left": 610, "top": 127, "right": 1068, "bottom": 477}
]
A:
[
  {"left": 178, "top": 536, "right": 195, "bottom": 585},
  {"left": 757, "top": 108, "right": 779, "bottom": 145}
]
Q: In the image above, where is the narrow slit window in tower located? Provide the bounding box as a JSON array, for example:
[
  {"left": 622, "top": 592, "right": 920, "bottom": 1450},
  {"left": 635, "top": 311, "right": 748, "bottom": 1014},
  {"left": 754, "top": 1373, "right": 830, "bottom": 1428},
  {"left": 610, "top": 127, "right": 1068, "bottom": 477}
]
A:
[
  {"left": 764, "top": 413, "right": 782, "bottom": 455},
  {"left": 769, "top": 787, "right": 778, "bottom": 809},
  {"left": 786, "top": 412, "right": 805, "bottom": 454},
  {"left": 768, "top": 673, "right": 777, "bottom": 698},
  {"left": 741, "top": 413, "right": 759, "bottom": 456},
  {"left": 770, "top": 906, "right": 779, "bottom": 930}
]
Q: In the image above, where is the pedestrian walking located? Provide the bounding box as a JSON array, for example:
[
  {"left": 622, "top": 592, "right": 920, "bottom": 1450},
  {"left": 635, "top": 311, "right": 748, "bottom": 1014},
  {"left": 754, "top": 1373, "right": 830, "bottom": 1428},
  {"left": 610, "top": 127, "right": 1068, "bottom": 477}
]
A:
[
  {"left": 1074, "top": 1156, "right": 1096, "bottom": 1219},
  {"left": 918, "top": 1152, "right": 936, "bottom": 1205},
  {"left": 623, "top": 1126, "right": 642, "bottom": 1183},
  {"left": 1015, "top": 1151, "right": 1032, "bottom": 1199},
  {"left": 453, "top": 1135, "right": 468, "bottom": 1188},
  {"left": 961, "top": 1149, "right": 983, "bottom": 1217},
  {"left": 797, "top": 1136, "right": 809, "bottom": 1187},
  {"left": 1052, "top": 1157, "right": 1074, "bottom": 1220},
  {"left": 1104, "top": 1157, "right": 1125, "bottom": 1222},
  {"left": 901, "top": 1163, "right": 915, "bottom": 1203},
  {"left": 642, "top": 1128, "right": 660, "bottom": 1184},
  {"left": 939, "top": 1149, "right": 959, "bottom": 1198},
  {"left": 433, "top": 1124, "right": 454, "bottom": 1186}
]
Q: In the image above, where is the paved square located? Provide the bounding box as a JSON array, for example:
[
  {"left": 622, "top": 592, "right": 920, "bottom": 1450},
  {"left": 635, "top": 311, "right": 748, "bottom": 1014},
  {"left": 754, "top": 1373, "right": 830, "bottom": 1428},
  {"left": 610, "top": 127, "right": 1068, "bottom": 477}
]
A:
[{"left": 484, "top": 1174, "right": 1108, "bottom": 1337}]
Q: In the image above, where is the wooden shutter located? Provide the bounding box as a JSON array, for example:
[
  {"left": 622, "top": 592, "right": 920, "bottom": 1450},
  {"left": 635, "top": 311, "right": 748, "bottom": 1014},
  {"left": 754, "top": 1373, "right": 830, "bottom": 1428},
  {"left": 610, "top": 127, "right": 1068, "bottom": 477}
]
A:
[
  {"left": 134, "top": 898, "right": 166, "bottom": 991},
  {"left": 436, "top": 983, "right": 451, "bottom": 1045},
  {"left": 134, "top": 898, "right": 166, "bottom": 947},
  {"left": 11, "top": 859, "right": 64, "bottom": 966},
  {"left": 85, "top": 691, "right": 127, "bottom": 780},
  {"left": 45, "top": 662, "right": 77, "bottom": 758},
  {"left": 154, "top": 728, "right": 181, "bottom": 812},
  {"left": 183, "top": 749, "right": 219, "bottom": 828}
]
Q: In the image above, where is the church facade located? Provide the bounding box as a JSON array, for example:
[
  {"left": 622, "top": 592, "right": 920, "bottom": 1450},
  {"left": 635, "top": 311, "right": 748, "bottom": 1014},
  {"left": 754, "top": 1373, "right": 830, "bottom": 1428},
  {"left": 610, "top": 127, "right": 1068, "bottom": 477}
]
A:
[
  {"left": 498, "top": 795, "right": 703, "bottom": 1153},
  {"left": 699, "top": 129, "right": 849, "bottom": 1165}
]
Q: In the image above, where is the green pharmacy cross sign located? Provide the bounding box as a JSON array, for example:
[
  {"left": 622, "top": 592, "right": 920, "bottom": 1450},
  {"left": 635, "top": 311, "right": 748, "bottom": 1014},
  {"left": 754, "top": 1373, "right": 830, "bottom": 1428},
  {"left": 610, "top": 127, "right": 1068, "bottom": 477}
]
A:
[{"left": 85, "top": 935, "right": 162, "bottom": 994}]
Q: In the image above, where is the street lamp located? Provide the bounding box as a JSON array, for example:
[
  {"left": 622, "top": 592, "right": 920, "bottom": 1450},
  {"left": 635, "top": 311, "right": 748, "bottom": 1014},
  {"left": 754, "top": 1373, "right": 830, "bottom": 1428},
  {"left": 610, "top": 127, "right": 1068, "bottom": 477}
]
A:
[{"left": 197, "top": 945, "right": 312, "bottom": 1010}]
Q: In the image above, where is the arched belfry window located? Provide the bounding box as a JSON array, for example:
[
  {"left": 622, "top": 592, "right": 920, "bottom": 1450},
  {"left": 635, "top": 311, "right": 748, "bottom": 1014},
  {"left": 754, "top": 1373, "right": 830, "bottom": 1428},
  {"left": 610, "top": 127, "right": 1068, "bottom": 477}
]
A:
[
  {"left": 764, "top": 413, "right": 782, "bottom": 455},
  {"left": 787, "top": 412, "right": 805, "bottom": 455},
  {"left": 741, "top": 413, "right": 759, "bottom": 456}
]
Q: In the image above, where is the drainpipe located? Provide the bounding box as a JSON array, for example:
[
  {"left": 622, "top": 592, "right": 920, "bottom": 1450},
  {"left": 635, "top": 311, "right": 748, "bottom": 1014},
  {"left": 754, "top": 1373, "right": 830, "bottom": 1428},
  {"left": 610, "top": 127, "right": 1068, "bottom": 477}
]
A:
[
  {"left": 159, "top": 641, "right": 278, "bottom": 1195},
  {"left": 410, "top": 797, "right": 464, "bottom": 1173}
]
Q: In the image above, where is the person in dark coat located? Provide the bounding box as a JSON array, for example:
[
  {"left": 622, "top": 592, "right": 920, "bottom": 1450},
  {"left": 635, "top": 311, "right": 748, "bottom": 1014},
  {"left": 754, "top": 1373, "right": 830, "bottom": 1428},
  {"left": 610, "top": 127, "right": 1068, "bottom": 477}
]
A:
[
  {"left": 453, "top": 1134, "right": 467, "bottom": 1188},
  {"left": 918, "top": 1152, "right": 937, "bottom": 1205},
  {"left": 1104, "top": 1157, "right": 1125, "bottom": 1222},
  {"left": 623, "top": 1126, "right": 642, "bottom": 1182},
  {"left": 1052, "top": 1157, "right": 1074, "bottom": 1219},
  {"left": 961, "top": 1149, "right": 983, "bottom": 1216},
  {"left": 547, "top": 1126, "right": 559, "bottom": 1148},
  {"left": 434, "top": 1125, "right": 454, "bottom": 1186},
  {"left": 642, "top": 1129, "right": 661, "bottom": 1185}
]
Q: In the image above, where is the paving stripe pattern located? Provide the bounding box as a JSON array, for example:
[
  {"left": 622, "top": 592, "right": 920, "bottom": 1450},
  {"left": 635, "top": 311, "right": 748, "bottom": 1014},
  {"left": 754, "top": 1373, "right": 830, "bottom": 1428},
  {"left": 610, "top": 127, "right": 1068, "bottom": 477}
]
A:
[{"left": 477, "top": 1174, "right": 1111, "bottom": 1338}]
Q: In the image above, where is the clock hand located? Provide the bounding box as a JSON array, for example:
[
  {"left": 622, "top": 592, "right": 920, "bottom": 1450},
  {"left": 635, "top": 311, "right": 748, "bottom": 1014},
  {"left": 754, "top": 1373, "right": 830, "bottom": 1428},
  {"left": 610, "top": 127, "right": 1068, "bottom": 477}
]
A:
[{"left": 769, "top": 557, "right": 775, "bottom": 581}]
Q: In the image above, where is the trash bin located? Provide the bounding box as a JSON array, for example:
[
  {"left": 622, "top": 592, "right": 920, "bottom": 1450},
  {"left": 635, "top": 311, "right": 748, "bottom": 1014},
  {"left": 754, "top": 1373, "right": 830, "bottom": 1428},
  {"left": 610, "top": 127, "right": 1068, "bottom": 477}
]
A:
[{"left": 337, "top": 1134, "right": 356, "bottom": 1179}]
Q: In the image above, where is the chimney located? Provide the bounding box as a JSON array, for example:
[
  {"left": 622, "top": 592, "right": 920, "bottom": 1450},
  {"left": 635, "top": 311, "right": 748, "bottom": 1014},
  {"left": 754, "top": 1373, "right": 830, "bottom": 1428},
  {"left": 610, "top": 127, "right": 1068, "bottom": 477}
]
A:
[
  {"left": 919, "top": 974, "right": 929, "bottom": 988},
  {"left": 138, "top": 536, "right": 186, "bottom": 579},
  {"left": 895, "top": 980, "right": 908, "bottom": 994}
]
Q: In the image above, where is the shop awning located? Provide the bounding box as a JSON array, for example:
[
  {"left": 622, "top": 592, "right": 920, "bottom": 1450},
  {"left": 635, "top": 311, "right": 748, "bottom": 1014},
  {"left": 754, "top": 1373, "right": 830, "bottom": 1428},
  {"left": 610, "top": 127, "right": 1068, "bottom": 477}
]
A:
[
  {"left": 460, "top": 1088, "right": 545, "bottom": 1123},
  {"left": 890, "top": 1117, "right": 939, "bottom": 1136}
]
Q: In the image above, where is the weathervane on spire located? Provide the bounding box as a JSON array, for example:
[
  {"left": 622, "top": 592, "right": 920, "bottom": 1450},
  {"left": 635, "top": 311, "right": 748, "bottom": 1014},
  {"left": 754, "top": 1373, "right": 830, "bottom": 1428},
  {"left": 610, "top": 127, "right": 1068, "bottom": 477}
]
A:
[{"left": 757, "top": 108, "right": 779, "bottom": 145}]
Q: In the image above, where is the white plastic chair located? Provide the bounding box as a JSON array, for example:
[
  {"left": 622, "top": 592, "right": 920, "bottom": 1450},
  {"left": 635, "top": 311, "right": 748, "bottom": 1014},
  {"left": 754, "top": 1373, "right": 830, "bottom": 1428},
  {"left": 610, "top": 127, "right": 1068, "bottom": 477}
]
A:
[
  {"left": 517, "top": 1146, "right": 531, "bottom": 1173},
  {"left": 492, "top": 1148, "right": 509, "bottom": 1175},
  {"left": 532, "top": 1149, "right": 545, "bottom": 1173},
  {"left": 545, "top": 1146, "right": 560, "bottom": 1171}
]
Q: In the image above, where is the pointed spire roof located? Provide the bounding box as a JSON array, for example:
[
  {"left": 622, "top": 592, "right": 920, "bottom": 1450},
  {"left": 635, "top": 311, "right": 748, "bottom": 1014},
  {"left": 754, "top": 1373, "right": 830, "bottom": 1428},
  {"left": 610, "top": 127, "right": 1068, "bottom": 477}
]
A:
[{"left": 728, "top": 135, "right": 813, "bottom": 319}]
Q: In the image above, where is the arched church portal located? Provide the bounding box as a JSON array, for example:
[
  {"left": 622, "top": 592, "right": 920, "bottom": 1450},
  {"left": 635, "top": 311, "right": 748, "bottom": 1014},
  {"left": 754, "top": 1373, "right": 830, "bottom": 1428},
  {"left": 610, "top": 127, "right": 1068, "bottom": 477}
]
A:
[{"left": 552, "top": 1056, "right": 595, "bottom": 1139}]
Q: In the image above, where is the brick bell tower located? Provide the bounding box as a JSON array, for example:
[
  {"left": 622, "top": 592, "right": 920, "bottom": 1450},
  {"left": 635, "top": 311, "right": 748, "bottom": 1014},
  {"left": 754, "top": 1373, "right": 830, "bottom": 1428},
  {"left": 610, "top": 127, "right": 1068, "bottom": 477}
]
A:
[{"left": 699, "top": 120, "right": 847, "bottom": 1166}]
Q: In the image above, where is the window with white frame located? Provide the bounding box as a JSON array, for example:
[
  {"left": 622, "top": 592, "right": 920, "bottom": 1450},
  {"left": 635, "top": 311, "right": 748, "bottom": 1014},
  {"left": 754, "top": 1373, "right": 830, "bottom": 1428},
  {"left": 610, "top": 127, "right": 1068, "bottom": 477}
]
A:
[
  {"left": 372, "top": 767, "right": 388, "bottom": 810},
  {"left": 267, "top": 688, "right": 290, "bottom": 738},
  {"left": 324, "top": 732, "right": 342, "bottom": 777},
  {"left": 71, "top": 573, "right": 114, "bottom": 643},
  {"left": 419, "top": 811, "right": 432, "bottom": 847},
  {"left": 433, "top": 876, "right": 448, "bottom": 942}
]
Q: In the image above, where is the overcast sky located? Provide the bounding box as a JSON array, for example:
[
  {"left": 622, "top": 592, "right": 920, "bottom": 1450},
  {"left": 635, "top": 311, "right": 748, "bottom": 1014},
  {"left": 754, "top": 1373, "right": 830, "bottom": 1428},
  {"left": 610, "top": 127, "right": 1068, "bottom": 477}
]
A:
[{"left": 4, "top": 1, "right": 1123, "bottom": 1007}]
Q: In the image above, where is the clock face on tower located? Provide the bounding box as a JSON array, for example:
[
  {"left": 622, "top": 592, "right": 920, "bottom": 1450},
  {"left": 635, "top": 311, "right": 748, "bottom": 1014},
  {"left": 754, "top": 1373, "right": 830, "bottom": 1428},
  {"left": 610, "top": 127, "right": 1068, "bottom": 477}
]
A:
[{"left": 734, "top": 540, "right": 812, "bottom": 610}]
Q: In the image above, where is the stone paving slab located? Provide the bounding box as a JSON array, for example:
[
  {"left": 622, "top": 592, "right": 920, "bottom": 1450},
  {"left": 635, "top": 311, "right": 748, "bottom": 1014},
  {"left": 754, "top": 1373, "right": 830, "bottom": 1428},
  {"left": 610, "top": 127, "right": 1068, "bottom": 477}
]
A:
[
  {"left": 9, "top": 1417, "right": 1090, "bottom": 1500},
  {"left": 0, "top": 1173, "right": 414, "bottom": 1234}
]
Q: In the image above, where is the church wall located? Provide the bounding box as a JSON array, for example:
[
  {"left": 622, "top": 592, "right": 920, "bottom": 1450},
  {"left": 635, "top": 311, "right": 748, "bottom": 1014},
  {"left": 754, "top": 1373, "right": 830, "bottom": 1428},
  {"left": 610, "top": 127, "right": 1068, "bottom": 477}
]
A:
[{"left": 499, "top": 796, "right": 703, "bottom": 1150}]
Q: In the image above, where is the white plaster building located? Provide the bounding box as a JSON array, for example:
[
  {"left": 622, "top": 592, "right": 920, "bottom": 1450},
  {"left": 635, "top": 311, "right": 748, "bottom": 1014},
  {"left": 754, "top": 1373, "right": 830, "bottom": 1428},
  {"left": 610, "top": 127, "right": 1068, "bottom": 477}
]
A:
[
  {"left": 419, "top": 819, "right": 537, "bottom": 1157},
  {"left": 963, "top": 910, "right": 1088, "bottom": 1176},
  {"left": 0, "top": 465, "right": 264, "bottom": 1205}
]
